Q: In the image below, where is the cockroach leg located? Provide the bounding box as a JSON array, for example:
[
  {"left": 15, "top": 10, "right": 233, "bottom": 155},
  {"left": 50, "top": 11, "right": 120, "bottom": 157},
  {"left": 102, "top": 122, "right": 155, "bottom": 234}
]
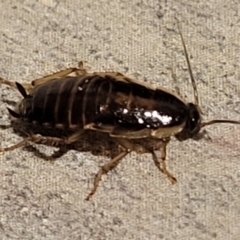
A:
[
  {"left": 32, "top": 68, "right": 78, "bottom": 86},
  {"left": 151, "top": 138, "right": 177, "bottom": 184},
  {"left": 0, "top": 131, "right": 83, "bottom": 153},
  {"left": 0, "top": 134, "right": 57, "bottom": 153},
  {"left": 75, "top": 61, "right": 88, "bottom": 75},
  {"left": 85, "top": 150, "right": 129, "bottom": 200},
  {"left": 86, "top": 138, "right": 132, "bottom": 200},
  {"left": 31, "top": 130, "right": 83, "bottom": 146},
  {"left": 0, "top": 77, "right": 33, "bottom": 92},
  {"left": 0, "top": 136, "right": 33, "bottom": 152},
  {"left": 32, "top": 61, "right": 88, "bottom": 86},
  {"left": 0, "top": 77, "right": 17, "bottom": 88},
  {"left": 1, "top": 62, "right": 88, "bottom": 91},
  {"left": 1, "top": 67, "right": 80, "bottom": 91}
]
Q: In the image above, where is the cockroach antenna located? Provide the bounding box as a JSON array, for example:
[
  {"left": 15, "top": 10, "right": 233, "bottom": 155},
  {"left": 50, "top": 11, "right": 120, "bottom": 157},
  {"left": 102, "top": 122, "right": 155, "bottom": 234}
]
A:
[
  {"left": 176, "top": 18, "right": 240, "bottom": 129},
  {"left": 176, "top": 18, "right": 202, "bottom": 113},
  {"left": 201, "top": 119, "right": 240, "bottom": 128}
]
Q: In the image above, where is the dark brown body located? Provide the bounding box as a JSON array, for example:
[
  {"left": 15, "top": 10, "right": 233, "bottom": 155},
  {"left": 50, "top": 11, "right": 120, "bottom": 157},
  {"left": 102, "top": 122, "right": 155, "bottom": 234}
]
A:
[{"left": 17, "top": 73, "right": 192, "bottom": 140}]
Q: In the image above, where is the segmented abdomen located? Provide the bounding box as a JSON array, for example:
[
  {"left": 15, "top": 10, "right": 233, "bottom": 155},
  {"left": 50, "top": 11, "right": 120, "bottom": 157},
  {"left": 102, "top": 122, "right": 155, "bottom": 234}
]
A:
[{"left": 24, "top": 75, "right": 109, "bottom": 129}]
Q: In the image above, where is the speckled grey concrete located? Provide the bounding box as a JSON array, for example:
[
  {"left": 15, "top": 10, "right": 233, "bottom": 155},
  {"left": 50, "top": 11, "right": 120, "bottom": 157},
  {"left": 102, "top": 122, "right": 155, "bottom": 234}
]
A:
[{"left": 0, "top": 1, "right": 240, "bottom": 239}]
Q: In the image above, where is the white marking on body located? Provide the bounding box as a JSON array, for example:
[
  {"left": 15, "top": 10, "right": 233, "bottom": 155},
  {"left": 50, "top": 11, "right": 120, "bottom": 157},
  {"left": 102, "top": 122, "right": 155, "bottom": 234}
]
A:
[
  {"left": 144, "top": 111, "right": 151, "bottom": 117},
  {"left": 152, "top": 110, "right": 172, "bottom": 125},
  {"left": 138, "top": 118, "right": 144, "bottom": 124}
]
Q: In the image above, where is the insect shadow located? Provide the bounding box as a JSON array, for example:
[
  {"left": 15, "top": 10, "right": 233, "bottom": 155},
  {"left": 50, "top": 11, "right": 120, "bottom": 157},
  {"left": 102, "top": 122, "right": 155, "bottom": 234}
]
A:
[{"left": 5, "top": 119, "right": 166, "bottom": 162}]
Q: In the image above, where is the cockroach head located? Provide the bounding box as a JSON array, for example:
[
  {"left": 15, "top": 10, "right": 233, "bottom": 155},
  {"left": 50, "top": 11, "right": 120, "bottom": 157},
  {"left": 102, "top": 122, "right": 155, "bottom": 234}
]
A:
[
  {"left": 176, "top": 103, "right": 240, "bottom": 141},
  {"left": 175, "top": 103, "right": 201, "bottom": 141}
]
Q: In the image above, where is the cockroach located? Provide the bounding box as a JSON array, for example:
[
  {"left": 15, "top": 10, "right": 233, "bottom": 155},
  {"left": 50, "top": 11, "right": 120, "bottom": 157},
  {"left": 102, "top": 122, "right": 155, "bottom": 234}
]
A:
[{"left": 0, "top": 22, "right": 240, "bottom": 200}]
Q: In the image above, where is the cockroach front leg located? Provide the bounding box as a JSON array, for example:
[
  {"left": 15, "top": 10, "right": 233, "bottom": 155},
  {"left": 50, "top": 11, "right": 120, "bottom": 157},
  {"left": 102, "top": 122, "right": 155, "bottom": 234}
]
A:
[
  {"left": 151, "top": 138, "right": 177, "bottom": 184},
  {"left": 0, "top": 77, "right": 33, "bottom": 92},
  {"left": 86, "top": 138, "right": 133, "bottom": 200}
]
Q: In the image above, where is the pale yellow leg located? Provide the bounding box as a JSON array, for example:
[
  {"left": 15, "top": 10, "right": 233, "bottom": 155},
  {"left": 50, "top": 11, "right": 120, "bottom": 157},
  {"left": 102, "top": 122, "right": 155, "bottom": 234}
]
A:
[
  {"left": 1, "top": 61, "right": 88, "bottom": 92},
  {"left": 0, "top": 77, "right": 17, "bottom": 88},
  {"left": 32, "top": 61, "right": 88, "bottom": 86},
  {"left": 151, "top": 139, "right": 177, "bottom": 184},
  {"left": 86, "top": 138, "right": 133, "bottom": 200},
  {"left": 32, "top": 68, "right": 77, "bottom": 86},
  {"left": 0, "top": 131, "right": 83, "bottom": 152}
]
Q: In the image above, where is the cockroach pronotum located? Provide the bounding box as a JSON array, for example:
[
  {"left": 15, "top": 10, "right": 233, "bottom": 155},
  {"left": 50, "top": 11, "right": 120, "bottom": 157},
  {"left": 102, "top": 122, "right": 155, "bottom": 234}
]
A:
[{"left": 0, "top": 22, "right": 240, "bottom": 200}]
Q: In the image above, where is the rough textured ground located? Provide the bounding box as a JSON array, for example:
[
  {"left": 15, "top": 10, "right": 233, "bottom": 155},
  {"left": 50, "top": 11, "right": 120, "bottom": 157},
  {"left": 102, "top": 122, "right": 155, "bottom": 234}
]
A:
[{"left": 0, "top": 1, "right": 240, "bottom": 239}]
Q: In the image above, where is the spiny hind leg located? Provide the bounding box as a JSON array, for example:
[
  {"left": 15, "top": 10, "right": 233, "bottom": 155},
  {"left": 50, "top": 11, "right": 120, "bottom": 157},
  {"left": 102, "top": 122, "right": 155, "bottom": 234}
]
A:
[
  {"left": 86, "top": 138, "right": 133, "bottom": 200},
  {"left": 0, "top": 131, "right": 83, "bottom": 155},
  {"left": 32, "top": 67, "right": 78, "bottom": 86},
  {"left": 0, "top": 136, "right": 33, "bottom": 153},
  {"left": 151, "top": 138, "right": 177, "bottom": 184},
  {"left": 0, "top": 77, "right": 32, "bottom": 91},
  {"left": 0, "top": 78, "right": 43, "bottom": 94},
  {"left": 32, "top": 61, "right": 88, "bottom": 86},
  {"left": 0, "top": 77, "right": 17, "bottom": 88},
  {"left": 1, "top": 61, "right": 88, "bottom": 91}
]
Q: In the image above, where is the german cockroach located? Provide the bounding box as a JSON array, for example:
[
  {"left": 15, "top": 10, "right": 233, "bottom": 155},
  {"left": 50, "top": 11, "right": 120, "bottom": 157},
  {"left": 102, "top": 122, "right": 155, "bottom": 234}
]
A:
[{"left": 0, "top": 22, "right": 240, "bottom": 200}]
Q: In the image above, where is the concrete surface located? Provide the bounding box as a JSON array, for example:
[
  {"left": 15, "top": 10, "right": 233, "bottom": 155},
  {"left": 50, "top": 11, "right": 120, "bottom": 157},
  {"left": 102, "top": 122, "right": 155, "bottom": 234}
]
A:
[{"left": 0, "top": 0, "right": 240, "bottom": 239}]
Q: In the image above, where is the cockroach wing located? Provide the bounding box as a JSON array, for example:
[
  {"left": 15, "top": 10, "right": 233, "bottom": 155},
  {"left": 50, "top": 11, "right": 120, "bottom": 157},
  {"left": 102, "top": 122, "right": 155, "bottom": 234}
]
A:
[{"left": 84, "top": 74, "right": 188, "bottom": 139}]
